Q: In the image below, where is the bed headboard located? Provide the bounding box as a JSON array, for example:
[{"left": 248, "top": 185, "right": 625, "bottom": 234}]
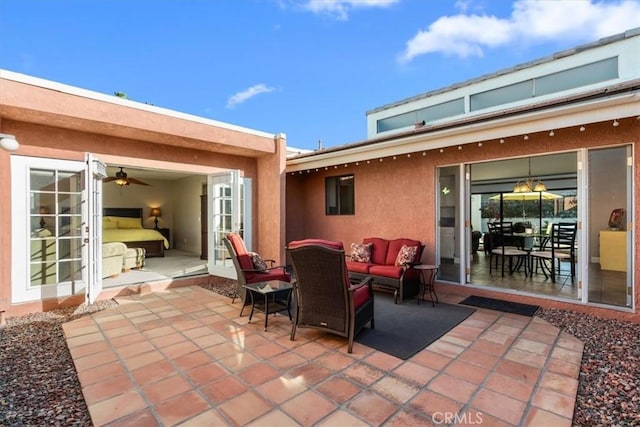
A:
[{"left": 104, "top": 207, "right": 143, "bottom": 219}]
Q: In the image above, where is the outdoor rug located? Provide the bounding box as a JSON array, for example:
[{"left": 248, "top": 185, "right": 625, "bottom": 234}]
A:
[
  {"left": 355, "top": 294, "right": 476, "bottom": 360},
  {"left": 459, "top": 295, "right": 539, "bottom": 317}
]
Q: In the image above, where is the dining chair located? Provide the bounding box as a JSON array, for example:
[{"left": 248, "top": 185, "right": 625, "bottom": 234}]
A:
[
  {"left": 488, "top": 221, "right": 529, "bottom": 277},
  {"left": 529, "top": 222, "right": 577, "bottom": 283}
]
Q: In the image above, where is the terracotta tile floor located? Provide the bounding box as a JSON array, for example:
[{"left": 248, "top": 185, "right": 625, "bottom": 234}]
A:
[{"left": 62, "top": 286, "right": 583, "bottom": 426}]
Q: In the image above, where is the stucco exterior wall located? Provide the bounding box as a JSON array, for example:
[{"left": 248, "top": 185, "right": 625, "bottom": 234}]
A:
[
  {"left": 285, "top": 119, "right": 639, "bottom": 321},
  {"left": 0, "top": 74, "right": 286, "bottom": 318}
]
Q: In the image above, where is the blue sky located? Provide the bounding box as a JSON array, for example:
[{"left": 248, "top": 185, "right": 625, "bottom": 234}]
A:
[{"left": 1, "top": 0, "right": 639, "bottom": 151}]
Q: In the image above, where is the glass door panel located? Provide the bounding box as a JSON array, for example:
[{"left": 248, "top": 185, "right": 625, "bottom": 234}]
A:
[
  {"left": 587, "top": 146, "right": 632, "bottom": 307},
  {"left": 438, "top": 165, "right": 461, "bottom": 282},
  {"left": 207, "top": 170, "right": 244, "bottom": 278}
]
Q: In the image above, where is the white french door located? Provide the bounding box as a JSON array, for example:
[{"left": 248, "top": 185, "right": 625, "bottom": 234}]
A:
[
  {"left": 206, "top": 170, "right": 251, "bottom": 278},
  {"left": 85, "top": 154, "right": 107, "bottom": 304},
  {"left": 11, "top": 156, "right": 89, "bottom": 303}
]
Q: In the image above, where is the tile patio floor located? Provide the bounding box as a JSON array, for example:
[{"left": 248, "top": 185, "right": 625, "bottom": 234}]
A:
[{"left": 62, "top": 285, "right": 583, "bottom": 426}]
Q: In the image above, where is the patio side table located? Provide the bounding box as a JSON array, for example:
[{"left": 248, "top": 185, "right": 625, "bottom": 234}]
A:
[
  {"left": 243, "top": 280, "right": 293, "bottom": 331},
  {"left": 415, "top": 264, "right": 439, "bottom": 307}
]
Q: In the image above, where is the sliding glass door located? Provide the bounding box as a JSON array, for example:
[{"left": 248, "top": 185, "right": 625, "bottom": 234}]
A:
[{"left": 586, "top": 146, "right": 633, "bottom": 307}]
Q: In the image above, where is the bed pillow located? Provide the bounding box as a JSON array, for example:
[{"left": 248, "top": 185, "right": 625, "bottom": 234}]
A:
[
  {"left": 102, "top": 217, "right": 118, "bottom": 229},
  {"left": 116, "top": 217, "right": 143, "bottom": 229}
]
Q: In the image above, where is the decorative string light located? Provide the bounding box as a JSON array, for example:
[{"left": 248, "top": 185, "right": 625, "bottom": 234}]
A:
[
  {"left": 613, "top": 119, "right": 619, "bottom": 127},
  {"left": 500, "top": 138, "right": 505, "bottom": 143},
  {"left": 549, "top": 130, "right": 555, "bottom": 136},
  {"left": 523, "top": 135, "right": 529, "bottom": 140},
  {"left": 579, "top": 126, "right": 585, "bottom": 132}
]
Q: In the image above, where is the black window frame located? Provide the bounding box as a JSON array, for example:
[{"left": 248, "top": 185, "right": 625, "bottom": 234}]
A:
[{"left": 325, "top": 174, "right": 355, "bottom": 215}]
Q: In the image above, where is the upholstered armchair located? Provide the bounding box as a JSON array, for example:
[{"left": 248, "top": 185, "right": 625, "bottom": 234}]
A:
[
  {"left": 223, "top": 233, "right": 291, "bottom": 316},
  {"left": 287, "top": 239, "right": 374, "bottom": 353}
]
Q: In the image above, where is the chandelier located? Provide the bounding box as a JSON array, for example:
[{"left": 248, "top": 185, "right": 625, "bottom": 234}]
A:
[{"left": 513, "top": 158, "right": 547, "bottom": 193}]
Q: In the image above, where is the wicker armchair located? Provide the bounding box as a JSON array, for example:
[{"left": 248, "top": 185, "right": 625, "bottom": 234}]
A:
[
  {"left": 287, "top": 239, "right": 374, "bottom": 353},
  {"left": 224, "top": 233, "right": 291, "bottom": 315}
]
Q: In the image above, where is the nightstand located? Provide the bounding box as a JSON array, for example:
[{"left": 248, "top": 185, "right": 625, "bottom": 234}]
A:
[{"left": 156, "top": 228, "right": 170, "bottom": 248}]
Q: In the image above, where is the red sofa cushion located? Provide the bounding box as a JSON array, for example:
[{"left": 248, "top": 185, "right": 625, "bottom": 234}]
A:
[
  {"left": 346, "top": 260, "right": 371, "bottom": 274},
  {"left": 363, "top": 237, "right": 389, "bottom": 265},
  {"left": 368, "top": 264, "right": 405, "bottom": 279},
  {"left": 386, "top": 238, "right": 422, "bottom": 265}
]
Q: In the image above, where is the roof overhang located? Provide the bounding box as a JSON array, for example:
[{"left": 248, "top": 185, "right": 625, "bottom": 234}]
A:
[
  {"left": 287, "top": 82, "right": 640, "bottom": 172},
  {"left": 0, "top": 70, "right": 279, "bottom": 158}
]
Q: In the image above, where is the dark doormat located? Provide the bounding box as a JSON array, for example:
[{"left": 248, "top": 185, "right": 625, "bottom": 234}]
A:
[
  {"left": 355, "top": 294, "right": 475, "bottom": 360},
  {"left": 459, "top": 295, "right": 539, "bottom": 317}
]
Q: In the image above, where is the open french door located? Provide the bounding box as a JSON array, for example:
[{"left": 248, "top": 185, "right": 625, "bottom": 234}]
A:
[
  {"left": 85, "top": 154, "right": 107, "bottom": 304},
  {"left": 207, "top": 170, "right": 251, "bottom": 278}
]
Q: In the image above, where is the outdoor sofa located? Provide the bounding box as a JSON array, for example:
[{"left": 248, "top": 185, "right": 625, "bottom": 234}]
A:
[{"left": 346, "top": 237, "right": 424, "bottom": 304}]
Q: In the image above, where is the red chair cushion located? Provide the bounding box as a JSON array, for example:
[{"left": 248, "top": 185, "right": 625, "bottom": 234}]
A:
[
  {"left": 288, "top": 239, "right": 344, "bottom": 250},
  {"left": 246, "top": 268, "right": 291, "bottom": 284},
  {"left": 363, "top": 237, "right": 389, "bottom": 265},
  {"left": 352, "top": 283, "right": 372, "bottom": 310},
  {"left": 227, "top": 233, "right": 254, "bottom": 271}
]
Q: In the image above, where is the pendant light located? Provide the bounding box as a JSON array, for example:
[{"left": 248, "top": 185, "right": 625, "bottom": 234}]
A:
[{"left": 513, "top": 158, "right": 547, "bottom": 193}]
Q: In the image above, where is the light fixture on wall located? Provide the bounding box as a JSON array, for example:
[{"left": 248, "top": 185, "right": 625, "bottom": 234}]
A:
[
  {"left": 0, "top": 133, "right": 20, "bottom": 152},
  {"left": 513, "top": 157, "right": 547, "bottom": 193},
  {"left": 150, "top": 207, "right": 161, "bottom": 230}
]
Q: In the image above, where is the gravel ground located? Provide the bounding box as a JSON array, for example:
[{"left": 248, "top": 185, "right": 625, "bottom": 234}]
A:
[{"left": 1, "top": 283, "right": 638, "bottom": 426}]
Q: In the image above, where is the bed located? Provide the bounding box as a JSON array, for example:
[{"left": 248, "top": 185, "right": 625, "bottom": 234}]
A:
[{"left": 103, "top": 208, "right": 169, "bottom": 257}]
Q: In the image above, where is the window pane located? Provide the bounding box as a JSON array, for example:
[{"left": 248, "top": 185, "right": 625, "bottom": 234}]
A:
[
  {"left": 470, "top": 80, "right": 533, "bottom": 111},
  {"left": 325, "top": 175, "right": 354, "bottom": 215},
  {"left": 57, "top": 170, "right": 84, "bottom": 192},
  {"left": 30, "top": 169, "right": 56, "bottom": 192},
  {"left": 536, "top": 57, "right": 618, "bottom": 96}
]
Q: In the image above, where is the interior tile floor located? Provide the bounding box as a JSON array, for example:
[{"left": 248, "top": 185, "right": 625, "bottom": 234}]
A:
[
  {"left": 463, "top": 252, "right": 628, "bottom": 308},
  {"left": 63, "top": 285, "right": 583, "bottom": 426}
]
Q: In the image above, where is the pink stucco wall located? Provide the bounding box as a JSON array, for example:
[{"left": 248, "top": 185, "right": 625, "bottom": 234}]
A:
[
  {"left": 0, "top": 77, "right": 287, "bottom": 318},
  {"left": 285, "top": 119, "right": 639, "bottom": 322}
]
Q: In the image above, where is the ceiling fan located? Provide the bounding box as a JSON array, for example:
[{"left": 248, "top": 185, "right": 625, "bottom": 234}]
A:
[{"left": 103, "top": 167, "right": 150, "bottom": 186}]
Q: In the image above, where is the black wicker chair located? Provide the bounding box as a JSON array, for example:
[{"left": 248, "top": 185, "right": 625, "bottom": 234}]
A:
[
  {"left": 224, "top": 233, "right": 291, "bottom": 316},
  {"left": 287, "top": 239, "right": 374, "bottom": 353}
]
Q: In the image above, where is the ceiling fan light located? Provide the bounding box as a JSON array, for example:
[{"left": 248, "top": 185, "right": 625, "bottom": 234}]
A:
[{"left": 115, "top": 178, "right": 128, "bottom": 186}]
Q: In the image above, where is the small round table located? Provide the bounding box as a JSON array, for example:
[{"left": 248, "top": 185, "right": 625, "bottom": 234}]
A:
[{"left": 414, "top": 264, "right": 439, "bottom": 307}]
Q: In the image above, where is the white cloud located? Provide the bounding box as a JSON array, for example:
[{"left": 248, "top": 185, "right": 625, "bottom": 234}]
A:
[
  {"left": 399, "top": 0, "right": 640, "bottom": 62},
  {"left": 303, "top": 0, "right": 399, "bottom": 21},
  {"left": 226, "top": 84, "right": 276, "bottom": 109}
]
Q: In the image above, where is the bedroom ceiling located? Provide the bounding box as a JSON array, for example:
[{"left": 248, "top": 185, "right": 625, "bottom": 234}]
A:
[{"left": 105, "top": 165, "right": 196, "bottom": 182}]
